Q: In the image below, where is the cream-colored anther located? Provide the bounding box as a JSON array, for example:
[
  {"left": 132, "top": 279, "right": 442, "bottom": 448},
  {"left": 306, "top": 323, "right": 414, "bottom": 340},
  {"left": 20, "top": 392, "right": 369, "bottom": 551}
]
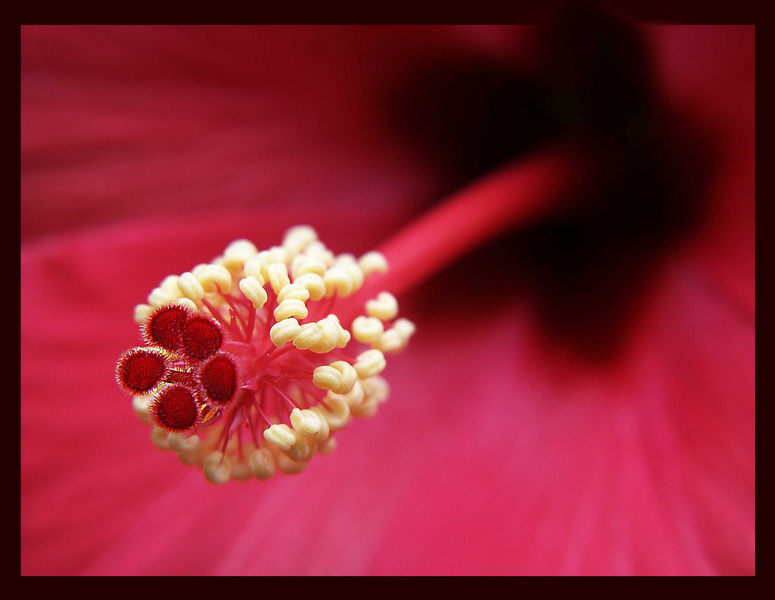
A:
[
  {"left": 247, "top": 447, "right": 276, "bottom": 481},
  {"left": 376, "top": 328, "right": 406, "bottom": 353},
  {"left": 358, "top": 251, "right": 388, "bottom": 276},
  {"left": 293, "top": 322, "right": 324, "bottom": 350},
  {"left": 263, "top": 423, "right": 297, "bottom": 451},
  {"left": 191, "top": 263, "right": 210, "bottom": 278},
  {"left": 197, "top": 264, "right": 232, "bottom": 294},
  {"left": 239, "top": 276, "right": 268, "bottom": 310},
  {"left": 203, "top": 451, "right": 232, "bottom": 485},
  {"left": 354, "top": 349, "right": 386, "bottom": 378},
  {"left": 147, "top": 287, "right": 176, "bottom": 307},
  {"left": 259, "top": 246, "right": 289, "bottom": 266},
  {"left": 169, "top": 433, "right": 202, "bottom": 465},
  {"left": 285, "top": 436, "right": 315, "bottom": 462},
  {"left": 270, "top": 318, "right": 301, "bottom": 347},
  {"left": 291, "top": 255, "right": 327, "bottom": 279},
  {"left": 283, "top": 225, "right": 318, "bottom": 256},
  {"left": 151, "top": 427, "right": 171, "bottom": 451},
  {"left": 333, "top": 380, "right": 365, "bottom": 409},
  {"left": 336, "top": 326, "right": 351, "bottom": 348},
  {"left": 323, "top": 266, "right": 354, "bottom": 297},
  {"left": 178, "top": 271, "right": 205, "bottom": 302},
  {"left": 277, "top": 283, "right": 310, "bottom": 303},
  {"left": 393, "top": 318, "right": 416, "bottom": 340},
  {"left": 352, "top": 316, "right": 385, "bottom": 344},
  {"left": 304, "top": 241, "right": 335, "bottom": 266},
  {"left": 243, "top": 255, "right": 267, "bottom": 283},
  {"left": 309, "top": 317, "right": 340, "bottom": 353},
  {"left": 313, "top": 365, "right": 343, "bottom": 393},
  {"left": 350, "top": 396, "right": 379, "bottom": 418},
  {"left": 293, "top": 273, "right": 326, "bottom": 301},
  {"left": 315, "top": 396, "right": 350, "bottom": 430},
  {"left": 318, "top": 436, "right": 338, "bottom": 455},
  {"left": 222, "top": 239, "right": 258, "bottom": 273},
  {"left": 290, "top": 408, "right": 324, "bottom": 437},
  {"left": 365, "top": 291, "right": 398, "bottom": 321},
  {"left": 132, "top": 395, "right": 153, "bottom": 424},
  {"left": 335, "top": 255, "right": 364, "bottom": 290},
  {"left": 274, "top": 298, "right": 308, "bottom": 321},
  {"left": 160, "top": 275, "right": 182, "bottom": 297},
  {"left": 275, "top": 451, "right": 308, "bottom": 475},
  {"left": 313, "top": 360, "right": 357, "bottom": 395},
  {"left": 167, "top": 432, "right": 199, "bottom": 453},
  {"left": 175, "top": 297, "right": 198, "bottom": 313},
  {"left": 267, "top": 262, "right": 291, "bottom": 295},
  {"left": 362, "top": 375, "right": 390, "bottom": 404},
  {"left": 134, "top": 304, "right": 153, "bottom": 324},
  {"left": 230, "top": 460, "right": 253, "bottom": 481}
]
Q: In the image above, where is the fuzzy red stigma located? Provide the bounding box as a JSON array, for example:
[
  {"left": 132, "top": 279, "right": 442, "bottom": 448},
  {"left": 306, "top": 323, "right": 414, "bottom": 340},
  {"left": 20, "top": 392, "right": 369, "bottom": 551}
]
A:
[
  {"left": 199, "top": 353, "right": 237, "bottom": 405},
  {"left": 182, "top": 316, "right": 222, "bottom": 360},
  {"left": 146, "top": 305, "right": 189, "bottom": 350},
  {"left": 116, "top": 347, "right": 168, "bottom": 393},
  {"left": 152, "top": 385, "right": 201, "bottom": 431}
]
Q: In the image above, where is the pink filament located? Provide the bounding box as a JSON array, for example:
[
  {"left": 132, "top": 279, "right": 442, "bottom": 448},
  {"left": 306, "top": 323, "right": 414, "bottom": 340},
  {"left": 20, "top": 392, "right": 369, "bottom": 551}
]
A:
[{"left": 365, "top": 142, "right": 594, "bottom": 301}]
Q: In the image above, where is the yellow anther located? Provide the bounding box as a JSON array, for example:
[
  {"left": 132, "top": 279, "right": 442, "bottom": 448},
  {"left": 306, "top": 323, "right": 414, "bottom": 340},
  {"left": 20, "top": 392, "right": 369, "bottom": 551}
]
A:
[
  {"left": 132, "top": 394, "right": 153, "bottom": 424},
  {"left": 376, "top": 328, "right": 406, "bottom": 353},
  {"left": 303, "top": 240, "right": 335, "bottom": 266},
  {"left": 333, "top": 380, "right": 365, "bottom": 409},
  {"left": 247, "top": 447, "right": 276, "bottom": 481},
  {"left": 203, "top": 451, "right": 232, "bottom": 485},
  {"left": 275, "top": 450, "right": 308, "bottom": 475},
  {"left": 293, "top": 322, "right": 324, "bottom": 350},
  {"left": 358, "top": 251, "right": 388, "bottom": 276},
  {"left": 147, "top": 287, "right": 177, "bottom": 307},
  {"left": 309, "top": 316, "right": 340, "bottom": 353},
  {"left": 178, "top": 271, "right": 205, "bottom": 302},
  {"left": 317, "top": 436, "right": 338, "bottom": 455},
  {"left": 277, "top": 283, "right": 310, "bottom": 303},
  {"left": 270, "top": 318, "right": 301, "bottom": 347},
  {"left": 222, "top": 239, "right": 258, "bottom": 273},
  {"left": 230, "top": 460, "right": 253, "bottom": 481},
  {"left": 314, "top": 396, "right": 350, "bottom": 430},
  {"left": 197, "top": 264, "right": 233, "bottom": 294},
  {"left": 362, "top": 375, "right": 390, "bottom": 404},
  {"left": 352, "top": 316, "right": 385, "bottom": 344},
  {"left": 263, "top": 423, "right": 297, "bottom": 451},
  {"left": 267, "top": 262, "right": 291, "bottom": 295},
  {"left": 312, "top": 365, "right": 342, "bottom": 393},
  {"left": 169, "top": 433, "right": 202, "bottom": 465},
  {"left": 282, "top": 225, "right": 318, "bottom": 257},
  {"left": 151, "top": 427, "right": 171, "bottom": 451},
  {"left": 323, "top": 266, "right": 354, "bottom": 297},
  {"left": 365, "top": 291, "right": 398, "bottom": 321},
  {"left": 285, "top": 436, "right": 315, "bottom": 462},
  {"left": 133, "top": 303, "right": 153, "bottom": 324},
  {"left": 243, "top": 255, "right": 267, "bottom": 283},
  {"left": 335, "top": 255, "right": 364, "bottom": 290},
  {"left": 160, "top": 275, "right": 182, "bottom": 297},
  {"left": 274, "top": 298, "right": 308, "bottom": 321},
  {"left": 239, "top": 276, "right": 268, "bottom": 310},
  {"left": 354, "top": 349, "right": 386, "bottom": 378},
  {"left": 293, "top": 272, "right": 326, "bottom": 301},
  {"left": 393, "top": 318, "right": 416, "bottom": 340},
  {"left": 290, "top": 407, "right": 326, "bottom": 437},
  {"left": 291, "top": 255, "right": 327, "bottom": 279},
  {"left": 175, "top": 297, "right": 198, "bottom": 313}
]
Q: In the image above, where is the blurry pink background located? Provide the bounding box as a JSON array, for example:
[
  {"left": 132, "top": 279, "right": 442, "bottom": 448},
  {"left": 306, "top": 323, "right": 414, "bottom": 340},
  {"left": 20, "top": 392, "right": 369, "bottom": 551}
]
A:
[{"left": 21, "top": 19, "right": 754, "bottom": 575}]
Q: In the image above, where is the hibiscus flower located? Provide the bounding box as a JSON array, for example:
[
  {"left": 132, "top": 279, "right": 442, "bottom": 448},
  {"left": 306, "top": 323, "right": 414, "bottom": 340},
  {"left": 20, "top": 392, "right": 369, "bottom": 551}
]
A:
[{"left": 21, "top": 16, "right": 754, "bottom": 575}]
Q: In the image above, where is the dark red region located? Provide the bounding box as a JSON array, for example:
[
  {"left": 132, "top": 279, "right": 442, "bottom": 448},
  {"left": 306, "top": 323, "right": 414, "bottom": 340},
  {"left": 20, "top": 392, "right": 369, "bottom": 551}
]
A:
[
  {"left": 182, "top": 316, "right": 222, "bottom": 360},
  {"left": 153, "top": 386, "right": 199, "bottom": 431},
  {"left": 117, "top": 348, "right": 166, "bottom": 393},
  {"left": 147, "top": 305, "right": 189, "bottom": 350},
  {"left": 200, "top": 354, "right": 237, "bottom": 405}
]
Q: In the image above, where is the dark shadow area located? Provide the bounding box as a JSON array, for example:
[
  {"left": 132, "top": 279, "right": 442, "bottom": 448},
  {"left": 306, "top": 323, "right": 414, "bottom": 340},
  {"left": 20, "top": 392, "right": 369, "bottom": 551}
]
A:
[{"left": 392, "top": 3, "right": 718, "bottom": 364}]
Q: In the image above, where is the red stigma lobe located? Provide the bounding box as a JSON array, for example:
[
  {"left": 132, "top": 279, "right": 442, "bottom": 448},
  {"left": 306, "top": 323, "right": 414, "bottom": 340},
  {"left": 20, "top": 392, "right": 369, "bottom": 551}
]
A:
[
  {"left": 153, "top": 385, "right": 200, "bottom": 431},
  {"left": 147, "top": 305, "right": 189, "bottom": 350},
  {"left": 117, "top": 348, "right": 167, "bottom": 393},
  {"left": 182, "top": 316, "right": 223, "bottom": 360},
  {"left": 199, "top": 353, "right": 237, "bottom": 405}
]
